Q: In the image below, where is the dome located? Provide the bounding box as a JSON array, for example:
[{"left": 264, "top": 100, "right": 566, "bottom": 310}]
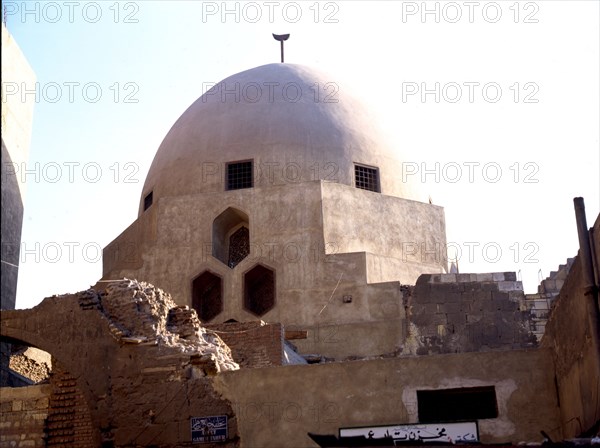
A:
[{"left": 140, "top": 63, "right": 422, "bottom": 215}]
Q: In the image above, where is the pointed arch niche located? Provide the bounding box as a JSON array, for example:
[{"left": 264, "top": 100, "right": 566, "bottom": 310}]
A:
[{"left": 212, "top": 207, "right": 250, "bottom": 268}]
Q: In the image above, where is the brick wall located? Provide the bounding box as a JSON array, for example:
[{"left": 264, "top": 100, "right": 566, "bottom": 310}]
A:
[
  {"left": 205, "top": 321, "right": 284, "bottom": 368},
  {"left": 0, "top": 383, "right": 50, "bottom": 447},
  {"left": 404, "top": 272, "right": 537, "bottom": 355},
  {"left": 45, "top": 360, "right": 94, "bottom": 447}
]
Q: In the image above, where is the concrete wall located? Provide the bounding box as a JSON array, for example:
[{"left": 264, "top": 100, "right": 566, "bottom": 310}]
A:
[
  {"left": 541, "top": 214, "right": 600, "bottom": 438},
  {"left": 214, "top": 349, "right": 561, "bottom": 447},
  {"left": 0, "top": 383, "right": 50, "bottom": 447}
]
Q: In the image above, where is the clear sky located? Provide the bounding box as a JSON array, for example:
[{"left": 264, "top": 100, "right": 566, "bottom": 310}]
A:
[{"left": 3, "top": 0, "right": 599, "bottom": 309}]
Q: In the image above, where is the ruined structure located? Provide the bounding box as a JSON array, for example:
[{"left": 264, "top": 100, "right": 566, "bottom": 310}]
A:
[
  {"left": 1, "top": 279, "right": 241, "bottom": 446},
  {"left": 1, "top": 61, "right": 599, "bottom": 447}
]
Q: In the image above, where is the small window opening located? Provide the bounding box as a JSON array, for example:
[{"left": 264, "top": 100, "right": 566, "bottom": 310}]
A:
[
  {"left": 354, "top": 164, "right": 380, "bottom": 192},
  {"left": 228, "top": 226, "right": 249, "bottom": 268},
  {"left": 244, "top": 265, "right": 275, "bottom": 316},
  {"left": 192, "top": 271, "right": 223, "bottom": 322},
  {"left": 417, "top": 386, "right": 498, "bottom": 423},
  {"left": 143, "top": 191, "right": 153, "bottom": 211},
  {"left": 227, "top": 161, "right": 253, "bottom": 190}
]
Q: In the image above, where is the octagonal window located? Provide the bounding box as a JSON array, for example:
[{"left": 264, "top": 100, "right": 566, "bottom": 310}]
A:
[
  {"left": 192, "top": 271, "right": 223, "bottom": 322},
  {"left": 244, "top": 264, "right": 275, "bottom": 316}
]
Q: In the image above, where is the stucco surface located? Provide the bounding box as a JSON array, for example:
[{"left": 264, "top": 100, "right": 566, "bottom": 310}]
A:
[
  {"left": 140, "top": 63, "right": 424, "bottom": 215},
  {"left": 215, "top": 348, "right": 561, "bottom": 448},
  {"left": 103, "top": 180, "right": 446, "bottom": 358}
]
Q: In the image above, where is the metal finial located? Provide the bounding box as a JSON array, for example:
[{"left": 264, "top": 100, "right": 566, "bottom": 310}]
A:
[{"left": 272, "top": 33, "right": 290, "bottom": 63}]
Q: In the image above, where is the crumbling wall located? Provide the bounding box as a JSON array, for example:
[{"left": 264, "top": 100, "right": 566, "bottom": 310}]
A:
[
  {"left": 404, "top": 272, "right": 537, "bottom": 355},
  {"left": 541, "top": 213, "right": 600, "bottom": 438},
  {"left": 45, "top": 360, "right": 94, "bottom": 447},
  {"left": 204, "top": 321, "right": 284, "bottom": 368},
  {"left": 0, "top": 383, "right": 50, "bottom": 447},
  {"left": 1, "top": 279, "right": 242, "bottom": 447}
]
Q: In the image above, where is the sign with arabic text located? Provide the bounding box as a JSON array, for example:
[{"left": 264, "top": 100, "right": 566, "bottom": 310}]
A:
[
  {"left": 339, "top": 421, "right": 478, "bottom": 444},
  {"left": 191, "top": 415, "right": 228, "bottom": 443}
]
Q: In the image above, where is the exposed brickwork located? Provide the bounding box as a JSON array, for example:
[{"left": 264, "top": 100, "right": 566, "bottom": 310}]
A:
[
  {"left": 8, "top": 346, "right": 51, "bottom": 383},
  {"left": 403, "top": 272, "right": 537, "bottom": 355},
  {"left": 0, "top": 280, "right": 241, "bottom": 447},
  {"left": 45, "top": 360, "right": 94, "bottom": 447},
  {"left": 0, "top": 383, "right": 50, "bottom": 447},
  {"left": 205, "top": 321, "right": 284, "bottom": 368}
]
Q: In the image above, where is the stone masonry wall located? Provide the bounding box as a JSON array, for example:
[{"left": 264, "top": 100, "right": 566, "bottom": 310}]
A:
[
  {"left": 404, "top": 272, "right": 537, "bottom": 355},
  {"left": 0, "top": 383, "right": 50, "bottom": 447},
  {"left": 204, "top": 321, "right": 284, "bottom": 368}
]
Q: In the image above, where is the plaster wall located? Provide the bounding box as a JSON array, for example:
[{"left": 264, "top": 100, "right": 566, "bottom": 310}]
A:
[
  {"left": 140, "top": 63, "right": 426, "bottom": 213},
  {"left": 322, "top": 182, "right": 447, "bottom": 278},
  {"left": 103, "top": 181, "right": 445, "bottom": 358},
  {"left": 214, "top": 348, "right": 561, "bottom": 447}
]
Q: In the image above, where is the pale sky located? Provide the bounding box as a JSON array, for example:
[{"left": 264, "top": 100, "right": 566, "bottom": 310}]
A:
[{"left": 3, "top": 0, "right": 599, "bottom": 309}]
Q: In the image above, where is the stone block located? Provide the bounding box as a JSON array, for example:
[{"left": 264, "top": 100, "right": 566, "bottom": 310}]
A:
[
  {"left": 459, "top": 301, "right": 472, "bottom": 313},
  {"left": 474, "top": 291, "right": 492, "bottom": 301},
  {"left": 504, "top": 272, "right": 517, "bottom": 281},
  {"left": 467, "top": 314, "right": 483, "bottom": 324},
  {"left": 450, "top": 283, "right": 465, "bottom": 293},
  {"left": 508, "top": 291, "right": 525, "bottom": 302},
  {"left": 463, "top": 282, "right": 482, "bottom": 292},
  {"left": 492, "top": 291, "right": 509, "bottom": 301},
  {"left": 440, "top": 274, "right": 456, "bottom": 283},
  {"left": 446, "top": 313, "right": 466, "bottom": 325},
  {"left": 457, "top": 274, "right": 472, "bottom": 283},
  {"left": 498, "top": 281, "right": 523, "bottom": 292},
  {"left": 492, "top": 273, "right": 505, "bottom": 281},
  {"left": 482, "top": 282, "right": 499, "bottom": 292},
  {"left": 476, "top": 273, "right": 493, "bottom": 282},
  {"left": 438, "top": 303, "right": 461, "bottom": 314},
  {"left": 416, "top": 274, "right": 431, "bottom": 284},
  {"left": 421, "top": 286, "right": 447, "bottom": 303}
]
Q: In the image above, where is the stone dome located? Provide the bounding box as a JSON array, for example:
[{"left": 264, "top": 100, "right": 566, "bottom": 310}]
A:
[{"left": 140, "top": 63, "right": 422, "bottom": 215}]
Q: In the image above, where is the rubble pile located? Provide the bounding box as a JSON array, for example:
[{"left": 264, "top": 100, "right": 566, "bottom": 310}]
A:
[{"left": 100, "top": 279, "right": 239, "bottom": 372}]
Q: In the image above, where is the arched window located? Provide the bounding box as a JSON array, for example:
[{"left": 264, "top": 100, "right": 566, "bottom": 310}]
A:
[{"left": 212, "top": 208, "right": 249, "bottom": 268}]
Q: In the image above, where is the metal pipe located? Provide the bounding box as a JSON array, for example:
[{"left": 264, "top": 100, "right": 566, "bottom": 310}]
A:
[{"left": 573, "top": 197, "right": 600, "bottom": 359}]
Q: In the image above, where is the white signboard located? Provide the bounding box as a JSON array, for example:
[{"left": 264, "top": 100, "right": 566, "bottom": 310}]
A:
[{"left": 340, "top": 421, "right": 479, "bottom": 444}]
